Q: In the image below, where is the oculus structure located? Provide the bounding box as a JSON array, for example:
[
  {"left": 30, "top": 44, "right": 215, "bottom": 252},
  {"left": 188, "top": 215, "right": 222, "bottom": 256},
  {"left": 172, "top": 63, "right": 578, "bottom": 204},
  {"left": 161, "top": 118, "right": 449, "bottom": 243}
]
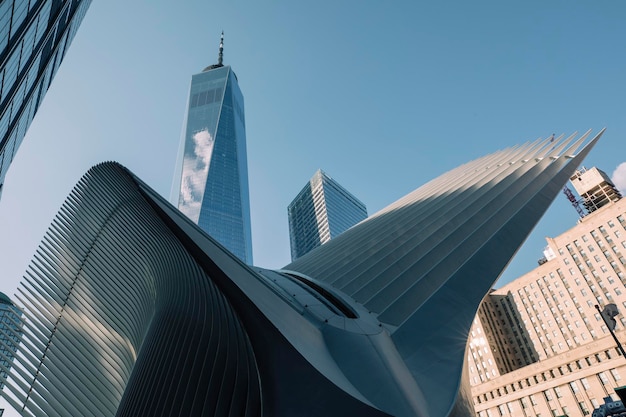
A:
[{"left": 0, "top": 130, "right": 604, "bottom": 417}]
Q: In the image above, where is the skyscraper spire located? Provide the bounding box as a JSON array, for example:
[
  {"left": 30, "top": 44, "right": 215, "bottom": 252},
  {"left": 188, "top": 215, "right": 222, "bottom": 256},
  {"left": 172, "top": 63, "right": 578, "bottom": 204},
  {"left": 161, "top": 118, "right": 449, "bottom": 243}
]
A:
[
  {"left": 202, "top": 32, "right": 226, "bottom": 72},
  {"left": 217, "top": 31, "right": 224, "bottom": 66}
]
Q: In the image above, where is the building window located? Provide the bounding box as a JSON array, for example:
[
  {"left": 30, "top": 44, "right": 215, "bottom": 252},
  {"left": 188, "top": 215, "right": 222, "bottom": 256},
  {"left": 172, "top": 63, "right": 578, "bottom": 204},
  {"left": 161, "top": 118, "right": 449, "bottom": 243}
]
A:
[
  {"left": 578, "top": 401, "right": 590, "bottom": 415},
  {"left": 570, "top": 381, "right": 580, "bottom": 393},
  {"left": 520, "top": 398, "right": 529, "bottom": 409},
  {"left": 611, "top": 369, "right": 621, "bottom": 381},
  {"left": 554, "top": 386, "right": 563, "bottom": 398},
  {"left": 581, "top": 378, "right": 591, "bottom": 390},
  {"left": 544, "top": 390, "right": 553, "bottom": 401},
  {"left": 599, "top": 372, "right": 609, "bottom": 385}
]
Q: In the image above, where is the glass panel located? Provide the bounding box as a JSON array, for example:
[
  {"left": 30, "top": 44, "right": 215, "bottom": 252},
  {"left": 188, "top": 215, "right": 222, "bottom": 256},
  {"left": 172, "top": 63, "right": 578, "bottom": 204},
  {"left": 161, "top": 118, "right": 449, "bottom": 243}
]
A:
[{"left": 10, "top": 0, "right": 29, "bottom": 39}]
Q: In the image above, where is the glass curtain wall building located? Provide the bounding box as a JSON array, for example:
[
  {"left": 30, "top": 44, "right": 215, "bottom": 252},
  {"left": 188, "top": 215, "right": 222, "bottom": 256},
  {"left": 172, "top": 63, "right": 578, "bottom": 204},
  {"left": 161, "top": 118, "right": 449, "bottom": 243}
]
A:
[
  {"left": 172, "top": 35, "right": 252, "bottom": 264},
  {"left": 0, "top": 0, "right": 91, "bottom": 200},
  {"left": 288, "top": 169, "right": 367, "bottom": 260},
  {"left": 0, "top": 292, "right": 21, "bottom": 389}
]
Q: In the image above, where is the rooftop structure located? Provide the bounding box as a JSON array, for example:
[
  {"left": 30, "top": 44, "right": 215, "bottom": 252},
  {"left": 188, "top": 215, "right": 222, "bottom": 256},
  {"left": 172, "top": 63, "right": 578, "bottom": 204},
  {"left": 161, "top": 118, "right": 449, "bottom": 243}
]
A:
[{"left": 570, "top": 167, "right": 623, "bottom": 214}]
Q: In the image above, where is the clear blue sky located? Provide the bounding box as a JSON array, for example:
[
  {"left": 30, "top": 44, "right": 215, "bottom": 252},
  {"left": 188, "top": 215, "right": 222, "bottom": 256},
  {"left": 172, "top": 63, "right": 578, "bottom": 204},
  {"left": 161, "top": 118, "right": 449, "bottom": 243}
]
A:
[{"left": 1, "top": 1, "right": 626, "bottom": 314}]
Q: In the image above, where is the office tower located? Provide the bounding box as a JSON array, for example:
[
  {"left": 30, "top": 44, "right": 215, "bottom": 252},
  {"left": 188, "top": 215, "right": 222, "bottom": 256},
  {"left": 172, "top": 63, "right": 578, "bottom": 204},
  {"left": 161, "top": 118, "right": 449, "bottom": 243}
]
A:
[
  {"left": 288, "top": 169, "right": 367, "bottom": 260},
  {"left": 0, "top": 131, "right": 601, "bottom": 417},
  {"left": 469, "top": 168, "right": 626, "bottom": 417},
  {"left": 0, "top": 0, "right": 92, "bottom": 200},
  {"left": 172, "top": 33, "right": 252, "bottom": 263},
  {"left": 0, "top": 292, "right": 20, "bottom": 388}
]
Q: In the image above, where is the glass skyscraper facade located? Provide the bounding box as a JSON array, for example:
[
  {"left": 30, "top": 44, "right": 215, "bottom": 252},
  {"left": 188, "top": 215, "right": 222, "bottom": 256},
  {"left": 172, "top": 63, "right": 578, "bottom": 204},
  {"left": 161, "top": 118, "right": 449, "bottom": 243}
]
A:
[
  {"left": 0, "top": 292, "right": 20, "bottom": 389},
  {"left": 288, "top": 169, "right": 367, "bottom": 261},
  {"left": 172, "top": 41, "right": 252, "bottom": 264},
  {"left": 0, "top": 0, "right": 91, "bottom": 200}
]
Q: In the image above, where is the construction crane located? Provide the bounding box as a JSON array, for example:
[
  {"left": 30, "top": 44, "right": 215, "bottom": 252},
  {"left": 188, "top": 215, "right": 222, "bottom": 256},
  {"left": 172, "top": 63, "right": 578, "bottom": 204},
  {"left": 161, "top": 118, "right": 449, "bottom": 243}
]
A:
[{"left": 562, "top": 185, "right": 586, "bottom": 218}]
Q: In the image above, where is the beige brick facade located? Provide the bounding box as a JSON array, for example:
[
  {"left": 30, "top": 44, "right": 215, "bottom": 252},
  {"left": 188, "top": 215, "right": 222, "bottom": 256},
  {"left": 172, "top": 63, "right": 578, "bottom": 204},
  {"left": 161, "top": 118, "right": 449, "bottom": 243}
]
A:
[{"left": 470, "top": 190, "right": 626, "bottom": 417}]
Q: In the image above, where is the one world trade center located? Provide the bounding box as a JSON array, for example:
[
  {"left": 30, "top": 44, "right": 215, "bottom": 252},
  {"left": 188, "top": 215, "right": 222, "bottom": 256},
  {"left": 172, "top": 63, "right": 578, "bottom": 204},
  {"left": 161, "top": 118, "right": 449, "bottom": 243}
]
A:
[{"left": 172, "top": 33, "right": 252, "bottom": 264}]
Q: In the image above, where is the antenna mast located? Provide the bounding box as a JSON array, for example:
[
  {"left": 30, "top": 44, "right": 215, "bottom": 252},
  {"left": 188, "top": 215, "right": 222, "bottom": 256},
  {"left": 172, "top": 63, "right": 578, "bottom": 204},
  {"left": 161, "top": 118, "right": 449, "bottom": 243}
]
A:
[{"left": 217, "top": 31, "right": 224, "bottom": 66}]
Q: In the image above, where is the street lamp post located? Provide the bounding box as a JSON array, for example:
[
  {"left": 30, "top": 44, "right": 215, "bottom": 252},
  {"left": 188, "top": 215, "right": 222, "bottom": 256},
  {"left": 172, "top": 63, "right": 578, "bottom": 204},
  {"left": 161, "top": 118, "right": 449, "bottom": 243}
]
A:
[{"left": 595, "top": 304, "right": 626, "bottom": 358}]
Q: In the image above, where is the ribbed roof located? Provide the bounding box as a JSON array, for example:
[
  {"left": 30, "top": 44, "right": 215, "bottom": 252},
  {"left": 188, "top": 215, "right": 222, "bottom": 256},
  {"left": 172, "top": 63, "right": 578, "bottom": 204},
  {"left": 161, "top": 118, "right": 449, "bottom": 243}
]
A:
[
  {"left": 285, "top": 129, "right": 604, "bottom": 416},
  {"left": 286, "top": 130, "right": 603, "bottom": 328}
]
